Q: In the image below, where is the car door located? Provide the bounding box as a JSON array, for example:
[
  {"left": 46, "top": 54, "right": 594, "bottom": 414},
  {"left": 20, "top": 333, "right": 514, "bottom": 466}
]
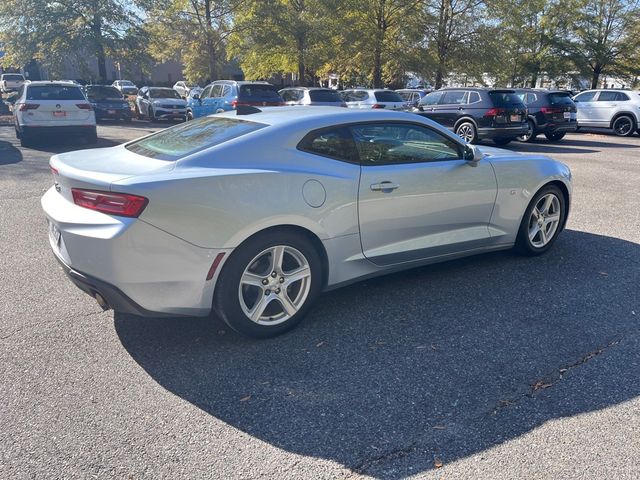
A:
[
  {"left": 202, "top": 84, "right": 223, "bottom": 114},
  {"left": 416, "top": 90, "right": 444, "bottom": 119},
  {"left": 355, "top": 122, "right": 498, "bottom": 266},
  {"left": 591, "top": 90, "right": 619, "bottom": 126},
  {"left": 432, "top": 90, "right": 468, "bottom": 128},
  {"left": 191, "top": 85, "right": 212, "bottom": 117},
  {"left": 573, "top": 91, "right": 598, "bottom": 126}
]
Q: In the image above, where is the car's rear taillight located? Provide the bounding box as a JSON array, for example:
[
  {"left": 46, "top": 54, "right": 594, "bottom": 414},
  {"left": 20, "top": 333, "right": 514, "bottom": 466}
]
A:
[
  {"left": 540, "top": 107, "right": 563, "bottom": 114},
  {"left": 484, "top": 107, "right": 505, "bottom": 117},
  {"left": 76, "top": 103, "right": 93, "bottom": 110},
  {"left": 71, "top": 189, "right": 148, "bottom": 217},
  {"left": 371, "top": 103, "right": 385, "bottom": 109},
  {"left": 19, "top": 103, "right": 40, "bottom": 111}
]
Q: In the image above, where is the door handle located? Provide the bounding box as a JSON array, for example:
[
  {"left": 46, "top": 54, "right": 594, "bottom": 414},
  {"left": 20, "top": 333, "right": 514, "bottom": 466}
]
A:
[{"left": 370, "top": 182, "right": 400, "bottom": 192}]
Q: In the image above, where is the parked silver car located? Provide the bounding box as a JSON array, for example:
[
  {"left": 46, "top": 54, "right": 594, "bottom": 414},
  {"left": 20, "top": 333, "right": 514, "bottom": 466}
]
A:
[
  {"left": 396, "top": 88, "right": 431, "bottom": 108},
  {"left": 342, "top": 89, "right": 409, "bottom": 110},
  {"left": 134, "top": 87, "right": 187, "bottom": 122},
  {"left": 1, "top": 73, "right": 26, "bottom": 93},
  {"left": 112, "top": 80, "right": 138, "bottom": 96},
  {"left": 173, "top": 81, "right": 200, "bottom": 99},
  {"left": 279, "top": 87, "right": 346, "bottom": 107},
  {"left": 42, "top": 107, "right": 571, "bottom": 338},
  {"left": 573, "top": 89, "right": 640, "bottom": 136}
]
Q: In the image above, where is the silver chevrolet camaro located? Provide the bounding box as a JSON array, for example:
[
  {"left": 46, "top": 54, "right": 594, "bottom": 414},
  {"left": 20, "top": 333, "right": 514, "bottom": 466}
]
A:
[{"left": 42, "top": 107, "right": 572, "bottom": 337}]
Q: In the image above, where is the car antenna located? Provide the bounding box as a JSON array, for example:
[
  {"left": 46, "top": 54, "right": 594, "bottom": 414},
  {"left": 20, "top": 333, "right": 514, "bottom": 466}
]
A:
[{"left": 236, "top": 105, "right": 262, "bottom": 115}]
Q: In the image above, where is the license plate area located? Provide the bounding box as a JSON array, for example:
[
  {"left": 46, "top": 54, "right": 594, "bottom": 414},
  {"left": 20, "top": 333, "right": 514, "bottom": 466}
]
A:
[
  {"left": 53, "top": 111, "right": 66, "bottom": 117},
  {"left": 107, "top": 109, "right": 116, "bottom": 114},
  {"left": 510, "top": 114, "right": 520, "bottom": 122}
]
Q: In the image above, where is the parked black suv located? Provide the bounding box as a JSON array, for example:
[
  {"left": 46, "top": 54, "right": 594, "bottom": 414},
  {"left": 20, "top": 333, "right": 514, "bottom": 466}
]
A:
[
  {"left": 414, "top": 88, "right": 528, "bottom": 145},
  {"left": 513, "top": 89, "right": 577, "bottom": 142}
]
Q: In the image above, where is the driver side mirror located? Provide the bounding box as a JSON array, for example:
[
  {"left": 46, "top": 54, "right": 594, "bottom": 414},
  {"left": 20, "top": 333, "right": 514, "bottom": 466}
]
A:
[{"left": 464, "top": 144, "right": 485, "bottom": 165}]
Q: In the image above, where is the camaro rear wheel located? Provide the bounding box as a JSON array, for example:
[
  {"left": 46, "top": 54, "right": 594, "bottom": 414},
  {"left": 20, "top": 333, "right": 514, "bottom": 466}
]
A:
[
  {"left": 213, "top": 231, "right": 322, "bottom": 338},
  {"left": 515, "top": 185, "right": 566, "bottom": 256}
]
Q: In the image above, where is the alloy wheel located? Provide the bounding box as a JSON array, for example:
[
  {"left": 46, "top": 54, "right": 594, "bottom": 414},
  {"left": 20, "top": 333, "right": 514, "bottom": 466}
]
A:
[
  {"left": 613, "top": 116, "right": 633, "bottom": 136},
  {"left": 238, "top": 245, "right": 312, "bottom": 325},
  {"left": 457, "top": 124, "right": 475, "bottom": 143},
  {"left": 528, "top": 193, "right": 561, "bottom": 248}
]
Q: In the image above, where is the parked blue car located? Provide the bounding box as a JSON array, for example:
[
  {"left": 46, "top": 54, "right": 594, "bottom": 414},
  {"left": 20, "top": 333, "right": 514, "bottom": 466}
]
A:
[{"left": 186, "top": 80, "right": 284, "bottom": 120}]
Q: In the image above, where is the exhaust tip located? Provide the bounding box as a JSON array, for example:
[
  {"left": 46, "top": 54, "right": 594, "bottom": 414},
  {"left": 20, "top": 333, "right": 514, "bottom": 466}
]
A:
[{"left": 94, "top": 292, "right": 110, "bottom": 311}]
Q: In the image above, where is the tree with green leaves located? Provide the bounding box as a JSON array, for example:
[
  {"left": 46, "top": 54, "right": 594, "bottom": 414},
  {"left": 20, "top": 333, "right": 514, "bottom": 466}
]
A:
[{"left": 0, "top": 0, "right": 144, "bottom": 81}]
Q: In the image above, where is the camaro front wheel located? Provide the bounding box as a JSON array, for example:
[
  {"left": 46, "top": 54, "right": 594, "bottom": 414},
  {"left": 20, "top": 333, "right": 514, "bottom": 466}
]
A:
[
  {"left": 515, "top": 185, "right": 566, "bottom": 256},
  {"left": 213, "top": 230, "right": 322, "bottom": 338}
]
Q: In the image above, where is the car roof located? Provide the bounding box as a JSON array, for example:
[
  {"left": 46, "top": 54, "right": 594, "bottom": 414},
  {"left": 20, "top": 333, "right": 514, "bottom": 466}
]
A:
[
  {"left": 211, "top": 80, "right": 272, "bottom": 85},
  {"left": 24, "top": 81, "right": 82, "bottom": 87},
  {"left": 280, "top": 87, "right": 336, "bottom": 91}
]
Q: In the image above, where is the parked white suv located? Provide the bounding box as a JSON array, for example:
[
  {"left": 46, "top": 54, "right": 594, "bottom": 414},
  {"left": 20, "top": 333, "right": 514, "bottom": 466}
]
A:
[
  {"left": 13, "top": 81, "right": 97, "bottom": 147},
  {"left": 1, "top": 73, "right": 26, "bottom": 93},
  {"left": 573, "top": 89, "right": 640, "bottom": 137},
  {"left": 342, "top": 89, "right": 409, "bottom": 110},
  {"left": 172, "top": 81, "right": 199, "bottom": 98}
]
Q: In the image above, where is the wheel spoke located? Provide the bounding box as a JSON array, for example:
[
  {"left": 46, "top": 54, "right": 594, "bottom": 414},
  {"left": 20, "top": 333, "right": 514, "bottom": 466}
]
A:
[
  {"left": 540, "top": 226, "right": 548, "bottom": 244},
  {"left": 249, "top": 295, "right": 272, "bottom": 321},
  {"left": 544, "top": 213, "right": 560, "bottom": 225},
  {"left": 277, "top": 292, "right": 298, "bottom": 316},
  {"left": 241, "top": 272, "right": 265, "bottom": 288},
  {"left": 284, "top": 265, "right": 311, "bottom": 286},
  {"left": 529, "top": 224, "right": 540, "bottom": 242},
  {"left": 270, "top": 246, "right": 285, "bottom": 273},
  {"left": 541, "top": 195, "right": 553, "bottom": 215},
  {"left": 531, "top": 207, "right": 541, "bottom": 220}
]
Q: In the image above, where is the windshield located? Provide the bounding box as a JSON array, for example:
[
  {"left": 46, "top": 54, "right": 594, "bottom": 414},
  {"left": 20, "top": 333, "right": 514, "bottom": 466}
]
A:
[
  {"left": 548, "top": 93, "right": 575, "bottom": 106},
  {"left": 125, "top": 116, "right": 267, "bottom": 160},
  {"left": 150, "top": 88, "right": 182, "bottom": 99},
  {"left": 308, "top": 90, "right": 342, "bottom": 102},
  {"left": 238, "top": 84, "right": 282, "bottom": 101},
  {"left": 3, "top": 74, "right": 24, "bottom": 81},
  {"left": 27, "top": 85, "right": 85, "bottom": 100},
  {"left": 120, "top": 81, "right": 135, "bottom": 86},
  {"left": 489, "top": 91, "right": 525, "bottom": 107},
  {"left": 374, "top": 91, "right": 404, "bottom": 102},
  {"left": 86, "top": 86, "right": 123, "bottom": 100}
]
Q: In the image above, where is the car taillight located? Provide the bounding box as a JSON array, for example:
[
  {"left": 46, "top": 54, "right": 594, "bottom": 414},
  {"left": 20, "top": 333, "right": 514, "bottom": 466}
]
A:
[
  {"left": 540, "top": 107, "right": 562, "bottom": 114},
  {"left": 76, "top": 103, "right": 93, "bottom": 110},
  {"left": 19, "top": 103, "right": 40, "bottom": 111},
  {"left": 71, "top": 189, "right": 148, "bottom": 217},
  {"left": 484, "top": 107, "right": 505, "bottom": 117},
  {"left": 371, "top": 103, "right": 385, "bottom": 109}
]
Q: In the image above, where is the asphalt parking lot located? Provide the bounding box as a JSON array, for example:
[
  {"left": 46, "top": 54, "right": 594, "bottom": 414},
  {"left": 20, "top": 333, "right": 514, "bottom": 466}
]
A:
[{"left": 1, "top": 123, "right": 639, "bottom": 479}]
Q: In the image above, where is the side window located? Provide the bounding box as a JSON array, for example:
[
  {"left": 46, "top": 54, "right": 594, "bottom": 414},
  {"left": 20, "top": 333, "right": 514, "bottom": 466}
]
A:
[
  {"left": 420, "top": 91, "right": 443, "bottom": 106},
  {"left": 351, "top": 90, "right": 368, "bottom": 101},
  {"left": 440, "top": 91, "right": 467, "bottom": 105},
  {"left": 574, "top": 91, "right": 596, "bottom": 102},
  {"left": 597, "top": 91, "right": 618, "bottom": 101},
  {"left": 201, "top": 85, "right": 213, "bottom": 98},
  {"left": 526, "top": 93, "right": 538, "bottom": 104},
  {"left": 221, "top": 85, "right": 232, "bottom": 97},
  {"left": 351, "top": 123, "right": 462, "bottom": 166},
  {"left": 210, "top": 84, "right": 224, "bottom": 98},
  {"left": 467, "top": 92, "right": 481, "bottom": 104},
  {"left": 280, "top": 90, "right": 292, "bottom": 102},
  {"left": 616, "top": 92, "right": 630, "bottom": 101},
  {"left": 298, "top": 127, "right": 358, "bottom": 163}
]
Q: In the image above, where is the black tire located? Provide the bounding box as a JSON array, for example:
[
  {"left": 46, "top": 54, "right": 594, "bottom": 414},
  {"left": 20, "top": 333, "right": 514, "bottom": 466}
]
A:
[
  {"left": 86, "top": 128, "right": 98, "bottom": 145},
  {"left": 514, "top": 185, "right": 566, "bottom": 256},
  {"left": 493, "top": 137, "right": 512, "bottom": 146},
  {"left": 148, "top": 107, "right": 154, "bottom": 122},
  {"left": 544, "top": 132, "right": 566, "bottom": 142},
  {"left": 611, "top": 115, "right": 635, "bottom": 137},
  {"left": 213, "top": 230, "right": 323, "bottom": 338},
  {"left": 19, "top": 134, "right": 31, "bottom": 148},
  {"left": 134, "top": 104, "right": 143, "bottom": 120},
  {"left": 517, "top": 119, "right": 537, "bottom": 143},
  {"left": 455, "top": 121, "right": 478, "bottom": 144},
  {"left": 186, "top": 111, "right": 194, "bottom": 121}
]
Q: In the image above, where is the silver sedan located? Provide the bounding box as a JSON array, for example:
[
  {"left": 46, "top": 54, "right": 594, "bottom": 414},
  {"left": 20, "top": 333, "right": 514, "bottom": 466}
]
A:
[{"left": 42, "top": 107, "right": 571, "bottom": 337}]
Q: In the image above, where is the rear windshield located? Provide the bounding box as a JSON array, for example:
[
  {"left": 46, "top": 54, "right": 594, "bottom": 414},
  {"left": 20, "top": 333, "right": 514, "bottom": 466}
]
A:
[
  {"left": 308, "top": 90, "right": 343, "bottom": 102},
  {"left": 86, "top": 86, "right": 123, "bottom": 100},
  {"left": 374, "top": 91, "right": 404, "bottom": 102},
  {"left": 239, "top": 84, "right": 282, "bottom": 101},
  {"left": 548, "top": 93, "right": 575, "bottom": 106},
  {"left": 125, "top": 116, "right": 267, "bottom": 160},
  {"left": 26, "top": 85, "right": 85, "bottom": 100},
  {"left": 120, "top": 81, "right": 135, "bottom": 86},
  {"left": 149, "top": 88, "right": 182, "bottom": 99},
  {"left": 3, "top": 74, "right": 24, "bottom": 81},
  {"left": 488, "top": 91, "right": 525, "bottom": 107}
]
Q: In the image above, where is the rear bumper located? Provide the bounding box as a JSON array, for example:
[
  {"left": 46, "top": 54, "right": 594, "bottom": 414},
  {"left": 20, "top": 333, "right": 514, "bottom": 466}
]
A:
[
  {"left": 94, "top": 108, "right": 132, "bottom": 121},
  {"left": 542, "top": 121, "right": 578, "bottom": 134},
  {"left": 478, "top": 124, "right": 529, "bottom": 139},
  {"left": 20, "top": 125, "right": 96, "bottom": 137}
]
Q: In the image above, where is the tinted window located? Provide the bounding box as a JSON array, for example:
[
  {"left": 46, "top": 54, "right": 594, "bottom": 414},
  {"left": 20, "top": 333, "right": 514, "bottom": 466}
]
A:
[
  {"left": 211, "top": 84, "right": 224, "bottom": 97},
  {"left": 616, "top": 92, "right": 630, "bottom": 101},
  {"left": 351, "top": 123, "right": 461, "bottom": 165},
  {"left": 121, "top": 81, "right": 135, "bottom": 86},
  {"left": 419, "top": 91, "right": 443, "bottom": 106},
  {"left": 548, "top": 93, "right": 574, "bottom": 106},
  {"left": 298, "top": 127, "right": 357, "bottom": 162},
  {"left": 309, "top": 89, "right": 343, "bottom": 102},
  {"left": 441, "top": 91, "right": 467, "bottom": 105},
  {"left": 26, "top": 85, "right": 85, "bottom": 100},
  {"left": 488, "top": 91, "right": 524, "bottom": 107},
  {"left": 345, "top": 90, "right": 369, "bottom": 102},
  {"left": 374, "top": 91, "right": 404, "bottom": 102},
  {"left": 574, "top": 91, "right": 596, "bottom": 102},
  {"left": 597, "top": 91, "right": 618, "bottom": 101},
  {"left": 238, "top": 84, "right": 281, "bottom": 101},
  {"left": 3, "top": 74, "right": 24, "bottom": 81},
  {"left": 467, "top": 92, "right": 481, "bottom": 104},
  {"left": 398, "top": 91, "right": 412, "bottom": 101},
  {"left": 149, "top": 88, "right": 181, "bottom": 99},
  {"left": 125, "top": 117, "right": 266, "bottom": 160},
  {"left": 201, "top": 86, "right": 212, "bottom": 98},
  {"left": 86, "top": 86, "right": 123, "bottom": 100}
]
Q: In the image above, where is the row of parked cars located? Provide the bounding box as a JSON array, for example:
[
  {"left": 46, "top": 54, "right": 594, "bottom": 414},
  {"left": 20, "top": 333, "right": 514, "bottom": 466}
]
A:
[{"left": 8, "top": 75, "right": 640, "bottom": 148}]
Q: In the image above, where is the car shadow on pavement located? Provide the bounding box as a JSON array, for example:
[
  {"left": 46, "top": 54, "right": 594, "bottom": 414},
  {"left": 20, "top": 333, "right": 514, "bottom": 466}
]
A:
[
  {"left": 0, "top": 140, "right": 22, "bottom": 165},
  {"left": 26, "top": 137, "right": 120, "bottom": 154},
  {"left": 115, "top": 230, "right": 639, "bottom": 478}
]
